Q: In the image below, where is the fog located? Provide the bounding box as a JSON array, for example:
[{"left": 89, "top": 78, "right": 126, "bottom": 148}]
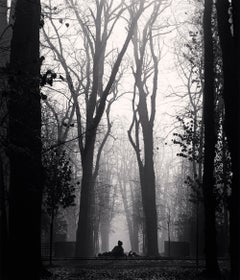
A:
[
  {"left": 39, "top": 0, "right": 202, "bottom": 258},
  {"left": 1, "top": 0, "right": 239, "bottom": 279}
]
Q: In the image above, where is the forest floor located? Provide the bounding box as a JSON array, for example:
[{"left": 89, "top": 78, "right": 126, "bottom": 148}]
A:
[{"left": 41, "top": 259, "right": 230, "bottom": 280}]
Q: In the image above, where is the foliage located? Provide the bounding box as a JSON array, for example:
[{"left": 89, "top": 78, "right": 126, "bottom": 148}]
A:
[
  {"left": 172, "top": 116, "right": 202, "bottom": 164},
  {"left": 42, "top": 148, "right": 75, "bottom": 216},
  {"left": 172, "top": 115, "right": 203, "bottom": 203},
  {"left": 214, "top": 117, "right": 232, "bottom": 215},
  {"left": 172, "top": 113, "right": 232, "bottom": 211},
  {"left": 40, "top": 69, "right": 57, "bottom": 88}
]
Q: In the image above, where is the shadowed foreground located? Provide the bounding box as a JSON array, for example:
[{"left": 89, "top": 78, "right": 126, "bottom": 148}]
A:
[{"left": 41, "top": 259, "right": 230, "bottom": 280}]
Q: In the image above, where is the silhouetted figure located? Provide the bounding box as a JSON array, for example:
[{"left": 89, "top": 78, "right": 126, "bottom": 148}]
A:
[
  {"left": 98, "top": 240, "right": 126, "bottom": 258},
  {"left": 111, "top": 240, "right": 124, "bottom": 257}
]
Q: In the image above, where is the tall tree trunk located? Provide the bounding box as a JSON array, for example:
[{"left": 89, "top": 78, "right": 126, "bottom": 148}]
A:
[
  {"left": 99, "top": 182, "right": 111, "bottom": 253},
  {"left": 100, "top": 221, "right": 110, "bottom": 252},
  {"left": 202, "top": 0, "right": 219, "bottom": 275},
  {"left": 132, "top": 220, "right": 139, "bottom": 253},
  {"left": 0, "top": 3, "right": 8, "bottom": 279},
  {"left": 7, "top": 1, "right": 42, "bottom": 280},
  {"left": 139, "top": 111, "right": 158, "bottom": 256},
  {"left": 232, "top": 1, "right": 240, "bottom": 277},
  {"left": 216, "top": 1, "right": 240, "bottom": 278},
  {"left": 167, "top": 218, "right": 171, "bottom": 257},
  {"left": 93, "top": 224, "right": 98, "bottom": 255},
  {"left": 128, "top": 4, "right": 160, "bottom": 255},
  {"left": 131, "top": 190, "right": 140, "bottom": 253},
  {"left": 75, "top": 132, "right": 96, "bottom": 257},
  {"left": 137, "top": 150, "right": 158, "bottom": 256},
  {"left": 0, "top": 2, "right": 12, "bottom": 279},
  {"left": 119, "top": 180, "right": 137, "bottom": 253},
  {"left": 0, "top": 159, "right": 7, "bottom": 280},
  {"left": 72, "top": 0, "right": 145, "bottom": 258},
  {"left": 140, "top": 174, "right": 158, "bottom": 256},
  {"left": 129, "top": 86, "right": 159, "bottom": 257},
  {"left": 49, "top": 210, "right": 55, "bottom": 265}
]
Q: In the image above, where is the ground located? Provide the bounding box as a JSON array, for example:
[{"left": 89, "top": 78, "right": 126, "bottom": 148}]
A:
[{"left": 41, "top": 259, "right": 230, "bottom": 280}]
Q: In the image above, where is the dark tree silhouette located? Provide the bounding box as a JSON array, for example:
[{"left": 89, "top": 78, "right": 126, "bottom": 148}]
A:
[
  {"left": 128, "top": 1, "right": 162, "bottom": 256},
  {"left": 67, "top": 0, "right": 146, "bottom": 257},
  {"left": 216, "top": 0, "right": 240, "bottom": 278},
  {"left": 202, "top": 0, "right": 220, "bottom": 275},
  {"left": 0, "top": 2, "right": 10, "bottom": 279},
  {"left": 42, "top": 149, "right": 75, "bottom": 264},
  {"left": 7, "top": 1, "right": 42, "bottom": 279}
]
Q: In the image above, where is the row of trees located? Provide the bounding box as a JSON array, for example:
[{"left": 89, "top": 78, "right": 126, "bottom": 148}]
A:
[
  {"left": 0, "top": 0, "right": 239, "bottom": 280},
  {"left": 0, "top": 1, "right": 166, "bottom": 279},
  {"left": 41, "top": 0, "right": 172, "bottom": 257},
  {"left": 173, "top": 0, "right": 240, "bottom": 278}
]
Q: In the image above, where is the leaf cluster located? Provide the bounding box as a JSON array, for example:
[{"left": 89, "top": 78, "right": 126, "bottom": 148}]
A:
[
  {"left": 40, "top": 69, "right": 57, "bottom": 87},
  {"left": 42, "top": 148, "right": 76, "bottom": 216},
  {"left": 172, "top": 115, "right": 202, "bottom": 163}
]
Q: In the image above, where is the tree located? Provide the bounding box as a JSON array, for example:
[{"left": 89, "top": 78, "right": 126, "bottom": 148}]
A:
[
  {"left": 215, "top": 0, "right": 240, "bottom": 278},
  {"left": 95, "top": 158, "right": 117, "bottom": 253},
  {"left": 7, "top": 0, "right": 42, "bottom": 279},
  {"left": 66, "top": 0, "right": 146, "bottom": 257},
  {"left": 41, "top": 0, "right": 147, "bottom": 257},
  {"left": 201, "top": 0, "right": 220, "bottom": 275},
  {"left": 128, "top": 1, "right": 165, "bottom": 256},
  {"left": 0, "top": 2, "right": 10, "bottom": 278},
  {"left": 42, "top": 149, "right": 75, "bottom": 264},
  {"left": 116, "top": 141, "right": 141, "bottom": 254}
]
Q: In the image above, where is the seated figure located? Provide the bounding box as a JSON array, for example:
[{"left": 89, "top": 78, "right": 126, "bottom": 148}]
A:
[
  {"left": 111, "top": 240, "right": 124, "bottom": 257},
  {"left": 98, "top": 240, "right": 126, "bottom": 258}
]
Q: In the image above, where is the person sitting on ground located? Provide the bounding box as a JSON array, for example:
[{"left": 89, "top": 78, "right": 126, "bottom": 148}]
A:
[{"left": 111, "top": 240, "right": 125, "bottom": 257}]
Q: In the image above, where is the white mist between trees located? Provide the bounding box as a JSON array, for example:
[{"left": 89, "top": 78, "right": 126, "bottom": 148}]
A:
[{"left": 40, "top": 0, "right": 197, "bottom": 255}]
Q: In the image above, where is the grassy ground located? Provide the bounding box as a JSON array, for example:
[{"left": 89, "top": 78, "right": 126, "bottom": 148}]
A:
[{"left": 41, "top": 259, "right": 230, "bottom": 280}]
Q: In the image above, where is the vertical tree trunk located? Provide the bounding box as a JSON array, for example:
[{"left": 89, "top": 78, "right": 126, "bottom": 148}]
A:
[
  {"left": 73, "top": 1, "right": 145, "bottom": 258},
  {"left": 119, "top": 180, "right": 137, "bottom": 253},
  {"left": 132, "top": 221, "right": 139, "bottom": 253},
  {"left": 0, "top": 2, "right": 11, "bottom": 279},
  {"left": 93, "top": 206, "right": 100, "bottom": 255},
  {"left": 8, "top": 1, "right": 42, "bottom": 279},
  {"left": 0, "top": 159, "right": 7, "bottom": 280},
  {"left": 100, "top": 221, "right": 110, "bottom": 252},
  {"left": 216, "top": 1, "right": 240, "bottom": 278},
  {"left": 138, "top": 159, "right": 158, "bottom": 256},
  {"left": 140, "top": 123, "right": 158, "bottom": 256},
  {"left": 75, "top": 133, "right": 96, "bottom": 257},
  {"left": 230, "top": 1, "right": 240, "bottom": 278},
  {"left": 129, "top": 77, "right": 159, "bottom": 257},
  {"left": 49, "top": 211, "right": 54, "bottom": 265},
  {"left": 167, "top": 220, "right": 171, "bottom": 257},
  {"left": 132, "top": 195, "right": 140, "bottom": 253},
  {"left": 128, "top": 4, "right": 161, "bottom": 255},
  {"left": 99, "top": 182, "right": 111, "bottom": 253},
  {"left": 202, "top": 0, "right": 219, "bottom": 275}
]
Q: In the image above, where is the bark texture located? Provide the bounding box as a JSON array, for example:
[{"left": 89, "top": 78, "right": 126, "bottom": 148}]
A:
[
  {"left": 202, "top": 0, "right": 219, "bottom": 275},
  {"left": 216, "top": 0, "right": 240, "bottom": 278},
  {"left": 8, "top": 1, "right": 42, "bottom": 279}
]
